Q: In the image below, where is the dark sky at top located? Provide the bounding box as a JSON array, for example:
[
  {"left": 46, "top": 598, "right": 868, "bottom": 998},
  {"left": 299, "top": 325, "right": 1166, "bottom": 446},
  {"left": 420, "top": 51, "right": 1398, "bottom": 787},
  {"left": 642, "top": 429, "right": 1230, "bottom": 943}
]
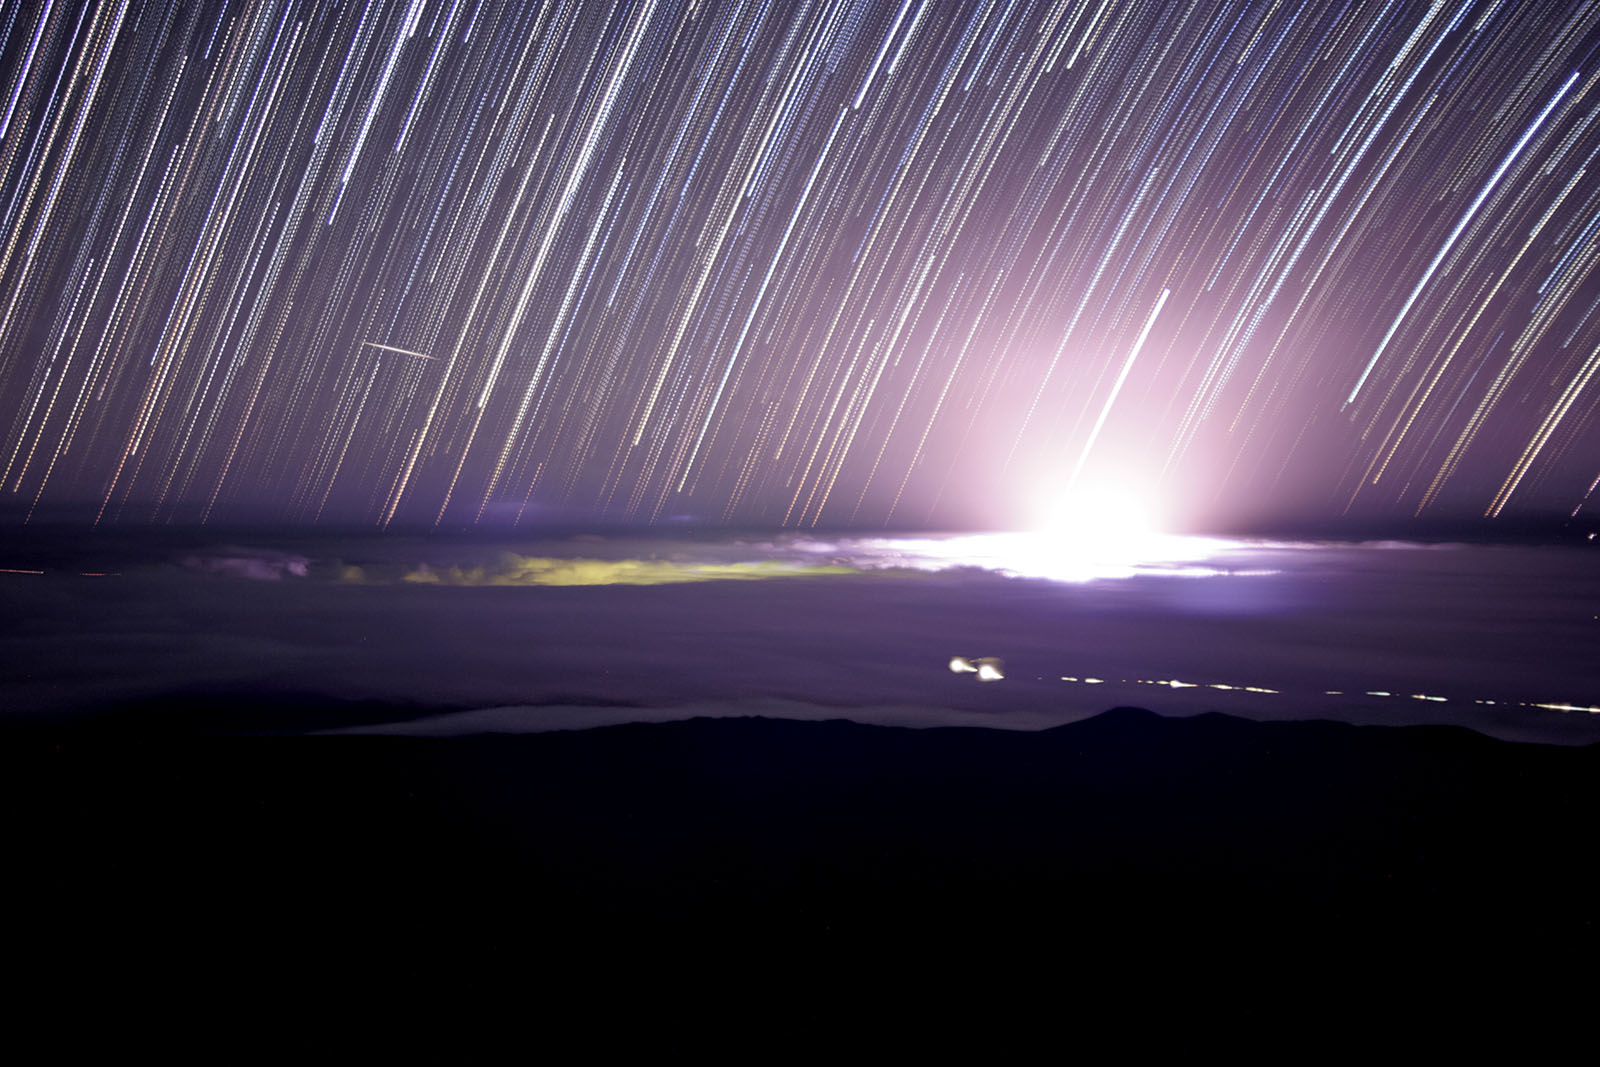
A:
[{"left": 2, "top": 0, "right": 1599, "bottom": 530}]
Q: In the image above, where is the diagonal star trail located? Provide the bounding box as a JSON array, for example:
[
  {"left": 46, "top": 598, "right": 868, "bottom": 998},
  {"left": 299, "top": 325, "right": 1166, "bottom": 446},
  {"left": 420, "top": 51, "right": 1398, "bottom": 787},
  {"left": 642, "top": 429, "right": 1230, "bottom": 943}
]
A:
[{"left": 1, "top": 0, "right": 1598, "bottom": 530}]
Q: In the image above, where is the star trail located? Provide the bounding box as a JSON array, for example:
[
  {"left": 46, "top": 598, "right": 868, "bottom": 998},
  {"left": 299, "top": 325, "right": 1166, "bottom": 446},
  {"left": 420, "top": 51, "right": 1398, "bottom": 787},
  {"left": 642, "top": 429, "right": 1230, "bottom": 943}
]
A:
[{"left": 2, "top": 0, "right": 1599, "bottom": 530}]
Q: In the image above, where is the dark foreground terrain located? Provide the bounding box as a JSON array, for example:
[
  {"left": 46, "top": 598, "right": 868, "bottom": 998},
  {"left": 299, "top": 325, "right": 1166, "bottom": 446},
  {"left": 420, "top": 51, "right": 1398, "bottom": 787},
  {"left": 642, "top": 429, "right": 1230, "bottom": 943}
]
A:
[{"left": 6, "top": 706, "right": 1598, "bottom": 1056}]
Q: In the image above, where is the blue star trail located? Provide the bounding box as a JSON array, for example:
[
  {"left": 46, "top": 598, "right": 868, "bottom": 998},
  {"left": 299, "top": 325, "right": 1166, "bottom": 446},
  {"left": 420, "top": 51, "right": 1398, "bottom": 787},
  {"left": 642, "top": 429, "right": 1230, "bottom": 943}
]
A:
[{"left": 2, "top": 0, "right": 1599, "bottom": 530}]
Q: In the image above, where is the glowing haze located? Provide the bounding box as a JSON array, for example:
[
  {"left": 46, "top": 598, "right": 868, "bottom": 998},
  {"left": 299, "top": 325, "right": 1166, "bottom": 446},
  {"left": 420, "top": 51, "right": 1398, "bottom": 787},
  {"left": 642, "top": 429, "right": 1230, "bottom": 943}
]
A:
[{"left": 2, "top": 0, "right": 1599, "bottom": 530}]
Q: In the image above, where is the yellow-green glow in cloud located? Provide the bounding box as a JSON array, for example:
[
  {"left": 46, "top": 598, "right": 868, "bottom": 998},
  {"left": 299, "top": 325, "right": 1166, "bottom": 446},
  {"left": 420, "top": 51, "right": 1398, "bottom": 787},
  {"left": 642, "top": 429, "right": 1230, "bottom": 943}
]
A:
[{"left": 394, "top": 554, "right": 854, "bottom": 587}]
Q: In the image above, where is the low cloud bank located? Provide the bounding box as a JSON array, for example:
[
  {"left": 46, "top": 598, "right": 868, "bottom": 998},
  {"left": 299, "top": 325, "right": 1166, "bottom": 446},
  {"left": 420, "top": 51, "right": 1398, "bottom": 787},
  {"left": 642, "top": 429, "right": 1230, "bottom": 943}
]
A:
[{"left": 182, "top": 548, "right": 309, "bottom": 580}]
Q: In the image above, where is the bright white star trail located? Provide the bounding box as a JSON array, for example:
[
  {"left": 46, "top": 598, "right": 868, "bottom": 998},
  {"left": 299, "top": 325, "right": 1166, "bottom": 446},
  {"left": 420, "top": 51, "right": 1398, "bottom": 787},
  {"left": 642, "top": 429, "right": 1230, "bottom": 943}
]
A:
[{"left": 2, "top": 0, "right": 1599, "bottom": 529}]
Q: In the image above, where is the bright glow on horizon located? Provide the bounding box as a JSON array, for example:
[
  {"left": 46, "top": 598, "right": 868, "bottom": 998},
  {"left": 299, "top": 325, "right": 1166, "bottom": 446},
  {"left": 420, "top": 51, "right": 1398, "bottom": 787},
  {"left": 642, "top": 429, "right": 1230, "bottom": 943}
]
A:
[
  {"left": 1036, "top": 479, "right": 1166, "bottom": 558},
  {"left": 852, "top": 527, "right": 1247, "bottom": 582},
  {"left": 879, "top": 475, "right": 1242, "bottom": 582}
]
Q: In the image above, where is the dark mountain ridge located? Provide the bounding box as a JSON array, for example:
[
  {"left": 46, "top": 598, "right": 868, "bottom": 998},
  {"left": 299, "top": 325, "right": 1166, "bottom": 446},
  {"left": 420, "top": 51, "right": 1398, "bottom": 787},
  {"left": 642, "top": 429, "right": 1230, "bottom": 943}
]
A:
[{"left": 8, "top": 705, "right": 1595, "bottom": 1053}]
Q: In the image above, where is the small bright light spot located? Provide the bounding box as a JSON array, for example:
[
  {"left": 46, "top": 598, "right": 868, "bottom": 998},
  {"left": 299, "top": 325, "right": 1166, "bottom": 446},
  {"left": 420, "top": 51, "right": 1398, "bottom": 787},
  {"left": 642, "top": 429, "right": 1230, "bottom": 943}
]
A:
[
  {"left": 1365, "top": 690, "right": 1391, "bottom": 697},
  {"left": 952, "top": 655, "right": 1003, "bottom": 680},
  {"left": 1167, "top": 679, "right": 1196, "bottom": 688},
  {"left": 1083, "top": 677, "right": 1103, "bottom": 684}
]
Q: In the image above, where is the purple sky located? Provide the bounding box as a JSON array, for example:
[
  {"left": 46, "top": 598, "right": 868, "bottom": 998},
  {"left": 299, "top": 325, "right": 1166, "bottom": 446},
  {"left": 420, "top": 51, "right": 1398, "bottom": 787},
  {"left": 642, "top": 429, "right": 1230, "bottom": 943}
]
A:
[{"left": 1, "top": 2, "right": 1599, "bottom": 531}]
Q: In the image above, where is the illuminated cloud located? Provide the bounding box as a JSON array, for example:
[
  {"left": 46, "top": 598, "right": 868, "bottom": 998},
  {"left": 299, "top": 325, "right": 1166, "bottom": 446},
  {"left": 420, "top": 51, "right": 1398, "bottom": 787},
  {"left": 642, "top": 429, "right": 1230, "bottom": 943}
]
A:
[
  {"left": 398, "top": 554, "right": 853, "bottom": 586},
  {"left": 183, "top": 549, "right": 310, "bottom": 581}
]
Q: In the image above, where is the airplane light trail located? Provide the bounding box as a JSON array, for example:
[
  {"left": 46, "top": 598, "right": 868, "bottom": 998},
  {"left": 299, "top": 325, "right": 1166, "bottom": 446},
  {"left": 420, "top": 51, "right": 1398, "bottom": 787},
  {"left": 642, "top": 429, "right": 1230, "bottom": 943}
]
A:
[{"left": 361, "top": 342, "right": 438, "bottom": 361}]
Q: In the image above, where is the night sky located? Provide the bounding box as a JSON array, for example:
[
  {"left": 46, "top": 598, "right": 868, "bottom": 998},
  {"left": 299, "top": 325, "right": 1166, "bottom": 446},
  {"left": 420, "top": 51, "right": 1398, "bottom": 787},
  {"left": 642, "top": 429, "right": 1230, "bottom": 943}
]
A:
[
  {"left": 3, "top": 0, "right": 1600, "bottom": 530},
  {"left": 8, "top": 6, "right": 1600, "bottom": 1036}
]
